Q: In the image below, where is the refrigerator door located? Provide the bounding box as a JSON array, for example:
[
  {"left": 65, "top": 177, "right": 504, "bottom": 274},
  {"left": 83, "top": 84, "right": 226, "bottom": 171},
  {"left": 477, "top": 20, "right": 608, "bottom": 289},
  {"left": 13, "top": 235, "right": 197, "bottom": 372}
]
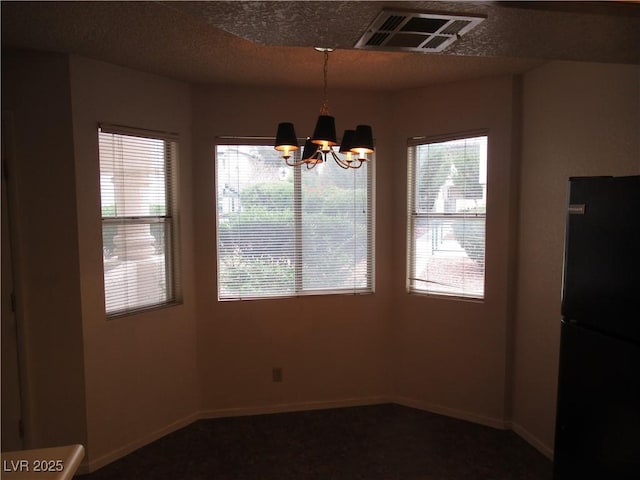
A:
[
  {"left": 554, "top": 320, "right": 640, "bottom": 479},
  {"left": 561, "top": 175, "right": 640, "bottom": 342}
]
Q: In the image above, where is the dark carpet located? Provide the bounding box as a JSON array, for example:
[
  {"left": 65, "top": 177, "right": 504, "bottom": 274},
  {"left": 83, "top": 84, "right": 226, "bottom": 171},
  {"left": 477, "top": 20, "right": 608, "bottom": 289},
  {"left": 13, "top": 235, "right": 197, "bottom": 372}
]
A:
[{"left": 77, "top": 403, "right": 552, "bottom": 480}]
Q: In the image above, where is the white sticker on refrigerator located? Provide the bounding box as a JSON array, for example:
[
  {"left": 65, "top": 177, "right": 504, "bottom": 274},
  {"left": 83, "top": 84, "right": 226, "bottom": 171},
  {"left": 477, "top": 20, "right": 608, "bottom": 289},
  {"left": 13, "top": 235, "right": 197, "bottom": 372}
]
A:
[{"left": 568, "top": 204, "right": 586, "bottom": 214}]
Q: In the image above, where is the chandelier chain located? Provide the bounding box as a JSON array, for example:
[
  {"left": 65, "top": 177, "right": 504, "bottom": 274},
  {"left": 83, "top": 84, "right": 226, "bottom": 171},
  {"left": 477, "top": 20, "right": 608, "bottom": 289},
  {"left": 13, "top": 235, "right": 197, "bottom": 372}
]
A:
[{"left": 320, "top": 51, "right": 330, "bottom": 115}]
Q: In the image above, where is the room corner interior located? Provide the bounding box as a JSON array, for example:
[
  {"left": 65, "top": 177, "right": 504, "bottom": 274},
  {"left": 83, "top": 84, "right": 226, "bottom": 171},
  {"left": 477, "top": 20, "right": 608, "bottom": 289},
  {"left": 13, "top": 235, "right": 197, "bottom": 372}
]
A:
[{"left": 1, "top": 1, "right": 639, "bottom": 476}]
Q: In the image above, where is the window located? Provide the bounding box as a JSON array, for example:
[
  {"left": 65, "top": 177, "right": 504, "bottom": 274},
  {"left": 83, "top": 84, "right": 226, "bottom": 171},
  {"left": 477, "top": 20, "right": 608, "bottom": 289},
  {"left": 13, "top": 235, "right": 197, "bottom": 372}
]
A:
[
  {"left": 99, "top": 124, "right": 180, "bottom": 316},
  {"left": 215, "top": 140, "right": 373, "bottom": 300},
  {"left": 407, "top": 133, "right": 487, "bottom": 299}
]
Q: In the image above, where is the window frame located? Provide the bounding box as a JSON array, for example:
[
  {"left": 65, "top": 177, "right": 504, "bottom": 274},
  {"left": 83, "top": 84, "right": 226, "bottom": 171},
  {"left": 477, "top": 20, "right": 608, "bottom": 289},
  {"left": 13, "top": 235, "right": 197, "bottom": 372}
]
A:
[
  {"left": 215, "top": 136, "right": 375, "bottom": 301},
  {"left": 98, "top": 123, "right": 181, "bottom": 318},
  {"left": 406, "top": 130, "right": 488, "bottom": 301}
]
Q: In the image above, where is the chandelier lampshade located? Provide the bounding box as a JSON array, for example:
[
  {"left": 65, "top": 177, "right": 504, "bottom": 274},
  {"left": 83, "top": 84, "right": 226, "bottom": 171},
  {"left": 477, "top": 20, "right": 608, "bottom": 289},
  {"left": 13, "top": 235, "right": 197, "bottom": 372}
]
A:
[
  {"left": 274, "top": 122, "right": 299, "bottom": 159},
  {"left": 339, "top": 129, "right": 356, "bottom": 163},
  {"left": 350, "top": 125, "right": 375, "bottom": 158},
  {"left": 311, "top": 115, "right": 338, "bottom": 148},
  {"left": 301, "top": 138, "right": 316, "bottom": 159},
  {"left": 301, "top": 137, "right": 322, "bottom": 165},
  {"left": 339, "top": 129, "right": 356, "bottom": 153}
]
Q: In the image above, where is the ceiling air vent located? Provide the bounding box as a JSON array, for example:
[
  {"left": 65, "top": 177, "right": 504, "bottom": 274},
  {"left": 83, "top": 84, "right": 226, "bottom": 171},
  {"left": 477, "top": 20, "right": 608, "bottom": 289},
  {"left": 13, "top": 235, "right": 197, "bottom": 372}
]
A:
[{"left": 355, "top": 10, "right": 485, "bottom": 53}]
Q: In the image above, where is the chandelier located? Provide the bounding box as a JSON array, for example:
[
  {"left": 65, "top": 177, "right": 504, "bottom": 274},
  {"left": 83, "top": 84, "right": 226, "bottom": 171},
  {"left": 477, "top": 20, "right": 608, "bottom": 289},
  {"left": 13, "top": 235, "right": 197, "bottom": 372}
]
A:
[{"left": 274, "top": 48, "right": 375, "bottom": 169}]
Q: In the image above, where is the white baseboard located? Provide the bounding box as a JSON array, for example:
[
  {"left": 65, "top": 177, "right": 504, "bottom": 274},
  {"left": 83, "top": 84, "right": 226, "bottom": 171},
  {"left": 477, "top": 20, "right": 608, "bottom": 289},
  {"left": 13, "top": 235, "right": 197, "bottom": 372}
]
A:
[
  {"left": 394, "top": 396, "right": 510, "bottom": 430},
  {"left": 78, "top": 410, "right": 201, "bottom": 475},
  {"left": 200, "top": 396, "right": 392, "bottom": 419},
  {"left": 394, "top": 397, "right": 554, "bottom": 459},
  {"left": 510, "top": 421, "right": 554, "bottom": 460},
  {"left": 78, "top": 397, "right": 390, "bottom": 474},
  {"left": 78, "top": 396, "right": 552, "bottom": 474}
]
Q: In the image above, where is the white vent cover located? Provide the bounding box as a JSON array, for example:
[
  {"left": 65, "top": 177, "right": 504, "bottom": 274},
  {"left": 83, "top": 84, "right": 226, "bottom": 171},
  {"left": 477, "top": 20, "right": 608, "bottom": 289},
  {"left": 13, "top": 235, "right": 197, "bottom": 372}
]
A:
[{"left": 355, "top": 10, "right": 485, "bottom": 53}]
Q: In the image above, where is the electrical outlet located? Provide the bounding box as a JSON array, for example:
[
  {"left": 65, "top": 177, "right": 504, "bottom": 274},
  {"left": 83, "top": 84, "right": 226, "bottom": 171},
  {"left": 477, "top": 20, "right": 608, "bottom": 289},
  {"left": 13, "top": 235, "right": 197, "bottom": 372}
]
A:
[{"left": 272, "top": 367, "right": 283, "bottom": 382}]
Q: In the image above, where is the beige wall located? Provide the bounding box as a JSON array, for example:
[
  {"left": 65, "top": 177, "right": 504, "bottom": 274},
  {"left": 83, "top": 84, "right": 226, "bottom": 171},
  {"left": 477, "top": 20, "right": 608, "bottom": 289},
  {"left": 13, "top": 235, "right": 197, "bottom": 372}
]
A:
[
  {"left": 68, "top": 55, "right": 200, "bottom": 470},
  {"left": 1, "top": 52, "right": 88, "bottom": 450},
  {"left": 190, "top": 86, "right": 394, "bottom": 413},
  {"left": 512, "top": 61, "right": 640, "bottom": 456},
  {"left": 4, "top": 49, "right": 639, "bottom": 472},
  {"left": 389, "top": 76, "right": 522, "bottom": 427}
]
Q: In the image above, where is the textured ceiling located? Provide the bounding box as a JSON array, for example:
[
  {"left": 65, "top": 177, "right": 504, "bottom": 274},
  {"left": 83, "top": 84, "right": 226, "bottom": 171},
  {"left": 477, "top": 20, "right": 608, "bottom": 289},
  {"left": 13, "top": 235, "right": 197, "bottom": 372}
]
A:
[{"left": 2, "top": 1, "right": 639, "bottom": 91}]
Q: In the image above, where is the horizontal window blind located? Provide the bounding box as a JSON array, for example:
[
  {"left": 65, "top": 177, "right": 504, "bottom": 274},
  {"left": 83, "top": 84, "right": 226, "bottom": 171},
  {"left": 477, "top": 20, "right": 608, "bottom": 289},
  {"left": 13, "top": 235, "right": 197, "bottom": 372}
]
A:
[
  {"left": 407, "top": 134, "right": 487, "bottom": 299},
  {"left": 301, "top": 155, "right": 372, "bottom": 293},
  {"left": 216, "top": 141, "right": 373, "bottom": 300},
  {"left": 99, "top": 125, "right": 180, "bottom": 316}
]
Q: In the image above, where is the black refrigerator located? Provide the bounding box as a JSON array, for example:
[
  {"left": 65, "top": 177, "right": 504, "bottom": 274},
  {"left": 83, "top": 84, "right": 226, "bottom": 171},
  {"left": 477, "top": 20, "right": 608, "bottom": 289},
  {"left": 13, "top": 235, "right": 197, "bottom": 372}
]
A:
[{"left": 554, "top": 175, "right": 640, "bottom": 479}]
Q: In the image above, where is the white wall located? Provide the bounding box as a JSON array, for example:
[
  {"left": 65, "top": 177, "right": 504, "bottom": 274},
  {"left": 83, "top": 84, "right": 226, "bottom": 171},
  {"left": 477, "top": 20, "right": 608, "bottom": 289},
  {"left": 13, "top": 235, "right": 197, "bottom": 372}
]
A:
[
  {"left": 69, "top": 56, "right": 200, "bottom": 471},
  {"left": 1, "top": 51, "right": 88, "bottom": 452},
  {"left": 190, "top": 85, "right": 395, "bottom": 414},
  {"left": 389, "top": 76, "right": 522, "bottom": 428},
  {"left": 512, "top": 61, "right": 640, "bottom": 456}
]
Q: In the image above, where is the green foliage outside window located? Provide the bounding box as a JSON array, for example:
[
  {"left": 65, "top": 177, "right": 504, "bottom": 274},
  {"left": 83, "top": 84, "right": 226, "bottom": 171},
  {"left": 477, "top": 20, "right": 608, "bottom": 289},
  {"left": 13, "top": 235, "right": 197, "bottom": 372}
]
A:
[{"left": 218, "top": 180, "right": 368, "bottom": 296}]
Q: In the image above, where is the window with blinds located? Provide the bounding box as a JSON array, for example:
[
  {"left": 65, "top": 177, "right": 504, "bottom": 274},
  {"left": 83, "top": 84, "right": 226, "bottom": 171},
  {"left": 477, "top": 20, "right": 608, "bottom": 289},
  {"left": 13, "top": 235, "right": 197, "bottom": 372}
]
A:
[
  {"left": 98, "top": 124, "right": 180, "bottom": 317},
  {"left": 216, "top": 140, "right": 373, "bottom": 300},
  {"left": 407, "top": 133, "right": 487, "bottom": 299}
]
